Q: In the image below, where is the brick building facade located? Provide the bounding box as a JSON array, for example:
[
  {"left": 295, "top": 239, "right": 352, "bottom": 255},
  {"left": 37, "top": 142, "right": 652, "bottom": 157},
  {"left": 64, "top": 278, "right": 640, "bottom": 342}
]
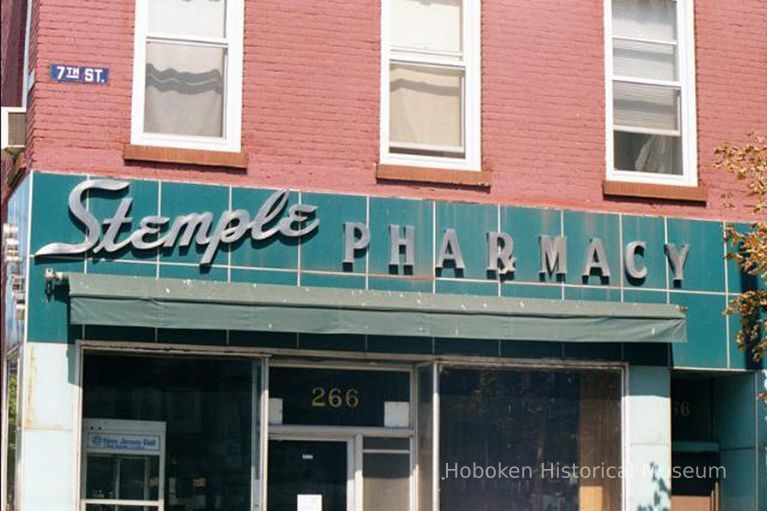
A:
[{"left": 2, "top": 0, "right": 766, "bottom": 510}]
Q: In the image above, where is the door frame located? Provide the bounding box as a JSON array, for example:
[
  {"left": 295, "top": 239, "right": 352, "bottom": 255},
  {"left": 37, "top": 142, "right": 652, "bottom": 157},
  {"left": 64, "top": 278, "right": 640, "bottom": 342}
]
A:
[{"left": 268, "top": 433, "right": 357, "bottom": 511}]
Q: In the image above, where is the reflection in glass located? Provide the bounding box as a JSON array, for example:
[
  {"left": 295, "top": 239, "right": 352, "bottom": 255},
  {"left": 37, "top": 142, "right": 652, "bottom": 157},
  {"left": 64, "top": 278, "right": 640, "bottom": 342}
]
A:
[
  {"left": 83, "top": 355, "right": 252, "bottom": 511},
  {"left": 613, "top": 38, "right": 677, "bottom": 81},
  {"left": 363, "top": 453, "right": 410, "bottom": 511},
  {"left": 613, "top": 81, "right": 679, "bottom": 132},
  {"left": 439, "top": 368, "right": 622, "bottom": 511},
  {"left": 86, "top": 455, "right": 117, "bottom": 499},
  {"left": 391, "top": 0, "right": 463, "bottom": 55},
  {"left": 612, "top": 0, "right": 677, "bottom": 41},
  {"left": 149, "top": 0, "right": 227, "bottom": 39},
  {"left": 614, "top": 131, "right": 682, "bottom": 175}
]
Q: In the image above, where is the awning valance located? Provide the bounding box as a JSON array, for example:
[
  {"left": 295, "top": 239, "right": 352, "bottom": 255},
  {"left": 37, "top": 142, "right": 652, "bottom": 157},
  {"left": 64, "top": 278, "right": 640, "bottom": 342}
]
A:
[{"left": 65, "top": 273, "right": 686, "bottom": 343}]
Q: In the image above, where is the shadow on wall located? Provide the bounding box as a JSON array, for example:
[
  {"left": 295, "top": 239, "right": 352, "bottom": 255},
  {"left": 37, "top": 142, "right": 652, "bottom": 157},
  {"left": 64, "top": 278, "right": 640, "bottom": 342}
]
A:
[{"left": 636, "top": 462, "right": 671, "bottom": 511}]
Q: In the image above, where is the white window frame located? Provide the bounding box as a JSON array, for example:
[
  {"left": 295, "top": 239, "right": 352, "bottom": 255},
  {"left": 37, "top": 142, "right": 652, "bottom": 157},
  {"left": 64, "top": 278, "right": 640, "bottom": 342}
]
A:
[
  {"left": 605, "top": 0, "right": 698, "bottom": 186},
  {"left": 130, "top": 0, "right": 244, "bottom": 153},
  {"left": 380, "top": 0, "right": 481, "bottom": 172}
]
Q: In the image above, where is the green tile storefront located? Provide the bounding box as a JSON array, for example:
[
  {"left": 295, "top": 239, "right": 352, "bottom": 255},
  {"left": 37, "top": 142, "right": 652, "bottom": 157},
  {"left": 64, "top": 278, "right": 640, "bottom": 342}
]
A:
[{"left": 3, "top": 171, "right": 765, "bottom": 510}]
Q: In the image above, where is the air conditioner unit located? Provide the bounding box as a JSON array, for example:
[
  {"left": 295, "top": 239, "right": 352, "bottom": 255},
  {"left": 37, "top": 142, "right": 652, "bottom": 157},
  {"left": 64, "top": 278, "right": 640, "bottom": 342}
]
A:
[{"left": 1, "top": 106, "right": 26, "bottom": 160}]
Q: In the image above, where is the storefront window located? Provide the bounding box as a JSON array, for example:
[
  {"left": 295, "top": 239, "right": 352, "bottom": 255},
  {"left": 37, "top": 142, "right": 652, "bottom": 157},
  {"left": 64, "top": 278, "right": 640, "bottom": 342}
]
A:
[
  {"left": 362, "top": 437, "right": 410, "bottom": 511},
  {"left": 3, "top": 357, "right": 19, "bottom": 511},
  {"left": 439, "top": 367, "right": 622, "bottom": 511},
  {"left": 82, "top": 354, "right": 255, "bottom": 511}
]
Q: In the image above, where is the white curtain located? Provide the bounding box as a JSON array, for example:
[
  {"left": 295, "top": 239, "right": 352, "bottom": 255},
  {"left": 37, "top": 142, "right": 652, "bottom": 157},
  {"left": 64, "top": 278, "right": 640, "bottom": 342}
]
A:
[
  {"left": 144, "top": 42, "right": 225, "bottom": 138},
  {"left": 389, "top": 65, "right": 463, "bottom": 149}
]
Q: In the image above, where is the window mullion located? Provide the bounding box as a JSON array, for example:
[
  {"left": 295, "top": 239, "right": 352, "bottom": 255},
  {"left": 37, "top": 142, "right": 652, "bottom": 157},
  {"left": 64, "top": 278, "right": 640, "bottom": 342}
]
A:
[
  {"left": 146, "top": 33, "right": 229, "bottom": 49},
  {"left": 612, "top": 75, "right": 680, "bottom": 89},
  {"left": 389, "top": 54, "right": 466, "bottom": 70},
  {"left": 612, "top": 34, "right": 677, "bottom": 47}
]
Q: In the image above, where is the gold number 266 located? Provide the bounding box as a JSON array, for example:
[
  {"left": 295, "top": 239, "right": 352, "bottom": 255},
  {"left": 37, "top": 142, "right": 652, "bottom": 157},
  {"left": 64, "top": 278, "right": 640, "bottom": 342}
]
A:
[{"left": 311, "top": 387, "right": 360, "bottom": 409}]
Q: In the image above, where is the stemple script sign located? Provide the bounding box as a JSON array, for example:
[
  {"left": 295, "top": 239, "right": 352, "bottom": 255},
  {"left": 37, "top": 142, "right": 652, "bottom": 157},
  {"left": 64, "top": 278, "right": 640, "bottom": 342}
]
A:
[{"left": 35, "top": 179, "right": 691, "bottom": 282}]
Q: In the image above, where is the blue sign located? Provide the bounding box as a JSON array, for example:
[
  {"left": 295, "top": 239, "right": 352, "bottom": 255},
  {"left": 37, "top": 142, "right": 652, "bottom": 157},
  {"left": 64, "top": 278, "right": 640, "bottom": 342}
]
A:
[
  {"left": 87, "top": 432, "right": 161, "bottom": 452},
  {"left": 50, "top": 64, "right": 109, "bottom": 85}
]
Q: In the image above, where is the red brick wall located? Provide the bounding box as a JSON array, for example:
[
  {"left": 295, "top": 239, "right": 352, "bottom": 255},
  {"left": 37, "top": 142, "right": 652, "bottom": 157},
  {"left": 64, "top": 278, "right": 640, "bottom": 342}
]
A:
[
  {"left": 0, "top": 0, "right": 26, "bottom": 107},
  {"left": 22, "top": 0, "right": 767, "bottom": 220}
]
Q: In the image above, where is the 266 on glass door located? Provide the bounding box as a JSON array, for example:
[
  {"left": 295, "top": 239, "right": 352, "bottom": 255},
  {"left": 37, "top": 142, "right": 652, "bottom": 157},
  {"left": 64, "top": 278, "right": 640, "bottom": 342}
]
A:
[{"left": 270, "top": 368, "right": 410, "bottom": 427}]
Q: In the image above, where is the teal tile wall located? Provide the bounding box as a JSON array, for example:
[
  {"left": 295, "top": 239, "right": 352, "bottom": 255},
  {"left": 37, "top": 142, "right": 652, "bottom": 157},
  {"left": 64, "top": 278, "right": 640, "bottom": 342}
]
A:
[
  {"left": 666, "top": 218, "right": 725, "bottom": 292},
  {"left": 160, "top": 182, "right": 229, "bottom": 265},
  {"left": 368, "top": 197, "right": 433, "bottom": 279},
  {"left": 27, "top": 257, "right": 85, "bottom": 342},
  {"left": 301, "top": 273, "right": 366, "bottom": 289},
  {"left": 435, "top": 279, "right": 497, "bottom": 296},
  {"left": 501, "top": 206, "right": 562, "bottom": 283},
  {"left": 89, "top": 178, "right": 159, "bottom": 262},
  {"left": 563, "top": 211, "right": 620, "bottom": 287},
  {"left": 228, "top": 187, "right": 299, "bottom": 269},
  {"left": 435, "top": 201, "right": 496, "bottom": 280},
  {"left": 230, "top": 268, "right": 297, "bottom": 286},
  {"left": 726, "top": 222, "right": 762, "bottom": 295},
  {"left": 564, "top": 286, "right": 621, "bottom": 302},
  {"left": 502, "top": 283, "right": 561, "bottom": 299},
  {"left": 621, "top": 215, "right": 666, "bottom": 289},
  {"left": 728, "top": 310, "right": 764, "bottom": 371},
  {"left": 89, "top": 259, "right": 157, "bottom": 277},
  {"left": 300, "top": 192, "right": 366, "bottom": 274},
  {"left": 714, "top": 374, "right": 759, "bottom": 511},
  {"left": 30, "top": 173, "right": 90, "bottom": 254},
  {"left": 23, "top": 171, "right": 754, "bottom": 371},
  {"left": 671, "top": 293, "right": 728, "bottom": 368}
]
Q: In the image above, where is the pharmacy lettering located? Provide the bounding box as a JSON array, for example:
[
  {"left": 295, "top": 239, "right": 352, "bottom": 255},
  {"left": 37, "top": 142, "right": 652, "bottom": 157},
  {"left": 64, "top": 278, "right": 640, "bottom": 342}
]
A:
[{"left": 35, "top": 179, "right": 691, "bottom": 282}]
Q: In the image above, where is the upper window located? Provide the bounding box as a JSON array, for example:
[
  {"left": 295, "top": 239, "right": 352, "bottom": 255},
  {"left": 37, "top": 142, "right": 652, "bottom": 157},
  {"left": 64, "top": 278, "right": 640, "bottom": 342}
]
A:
[
  {"left": 606, "top": 0, "right": 697, "bottom": 186},
  {"left": 380, "top": 0, "right": 481, "bottom": 171},
  {"left": 130, "top": 0, "right": 244, "bottom": 152}
]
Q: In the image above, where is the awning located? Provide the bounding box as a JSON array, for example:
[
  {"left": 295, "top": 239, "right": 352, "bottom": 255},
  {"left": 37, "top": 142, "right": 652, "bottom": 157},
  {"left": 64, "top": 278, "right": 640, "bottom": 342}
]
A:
[{"left": 65, "top": 273, "right": 686, "bottom": 343}]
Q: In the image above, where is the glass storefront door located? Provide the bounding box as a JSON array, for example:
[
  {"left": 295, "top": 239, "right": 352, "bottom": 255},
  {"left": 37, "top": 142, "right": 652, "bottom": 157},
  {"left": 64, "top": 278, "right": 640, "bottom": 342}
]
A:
[{"left": 267, "top": 440, "right": 350, "bottom": 511}]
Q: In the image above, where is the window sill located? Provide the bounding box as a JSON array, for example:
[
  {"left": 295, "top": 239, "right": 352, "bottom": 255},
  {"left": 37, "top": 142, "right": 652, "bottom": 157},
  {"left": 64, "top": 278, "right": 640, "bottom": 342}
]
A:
[
  {"left": 123, "top": 144, "right": 248, "bottom": 169},
  {"left": 376, "top": 163, "right": 491, "bottom": 188},
  {"left": 603, "top": 180, "right": 707, "bottom": 203}
]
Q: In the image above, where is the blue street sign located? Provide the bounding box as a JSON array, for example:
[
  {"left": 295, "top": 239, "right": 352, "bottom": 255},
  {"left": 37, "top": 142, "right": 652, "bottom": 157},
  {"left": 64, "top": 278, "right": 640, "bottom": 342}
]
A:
[{"left": 50, "top": 64, "right": 109, "bottom": 85}]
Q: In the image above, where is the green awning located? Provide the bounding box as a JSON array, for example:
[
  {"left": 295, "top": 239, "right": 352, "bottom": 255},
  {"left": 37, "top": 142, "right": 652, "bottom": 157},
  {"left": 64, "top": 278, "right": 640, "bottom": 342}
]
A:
[{"left": 66, "top": 273, "right": 686, "bottom": 343}]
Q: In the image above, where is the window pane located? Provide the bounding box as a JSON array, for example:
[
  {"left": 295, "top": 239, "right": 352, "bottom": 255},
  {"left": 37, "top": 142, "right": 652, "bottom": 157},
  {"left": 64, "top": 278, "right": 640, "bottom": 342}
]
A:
[
  {"left": 391, "top": 0, "right": 462, "bottom": 55},
  {"left": 363, "top": 453, "right": 410, "bottom": 511},
  {"left": 390, "top": 64, "right": 463, "bottom": 153},
  {"left": 439, "top": 369, "right": 622, "bottom": 511},
  {"left": 119, "top": 456, "right": 160, "bottom": 500},
  {"left": 613, "top": 0, "right": 677, "bottom": 41},
  {"left": 614, "top": 131, "right": 682, "bottom": 174},
  {"left": 363, "top": 437, "right": 410, "bottom": 450},
  {"left": 86, "top": 455, "right": 117, "bottom": 499},
  {"left": 613, "top": 81, "right": 679, "bottom": 131},
  {"left": 613, "top": 38, "right": 677, "bottom": 81},
  {"left": 83, "top": 355, "right": 253, "bottom": 511},
  {"left": 144, "top": 42, "right": 225, "bottom": 138},
  {"left": 149, "top": 0, "right": 226, "bottom": 39}
]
